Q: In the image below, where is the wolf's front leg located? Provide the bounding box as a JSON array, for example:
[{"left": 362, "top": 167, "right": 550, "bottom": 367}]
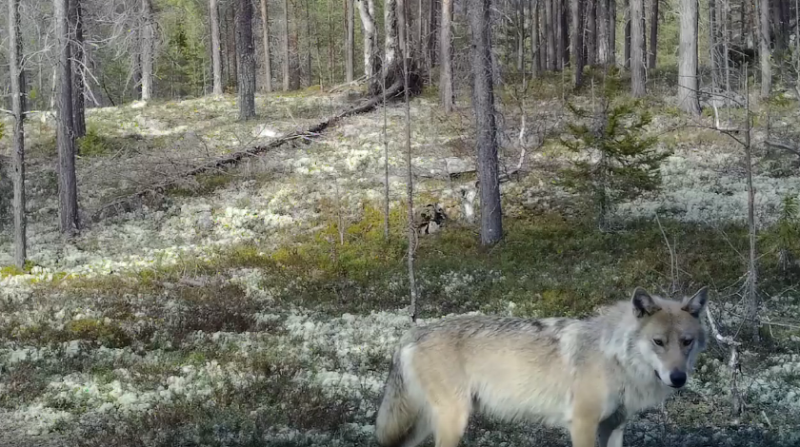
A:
[
  {"left": 569, "top": 418, "right": 599, "bottom": 447},
  {"left": 597, "top": 407, "right": 626, "bottom": 447}
]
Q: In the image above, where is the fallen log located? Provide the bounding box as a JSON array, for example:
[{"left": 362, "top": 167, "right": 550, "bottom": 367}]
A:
[{"left": 91, "top": 80, "right": 405, "bottom": 222}]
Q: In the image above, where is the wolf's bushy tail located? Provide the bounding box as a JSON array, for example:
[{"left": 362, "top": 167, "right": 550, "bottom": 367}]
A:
[{"left": 375, "top": 350, "right": 421, "bottom": 447}]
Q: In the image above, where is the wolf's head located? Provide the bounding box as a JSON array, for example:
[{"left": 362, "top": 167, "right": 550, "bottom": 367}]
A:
[{"left": 631, "top": 286, "right": 709, "bottom": 389}]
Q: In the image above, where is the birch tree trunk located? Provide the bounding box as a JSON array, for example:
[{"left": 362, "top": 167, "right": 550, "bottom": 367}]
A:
[
  {"left": 9, "top": 0, "right": 26, "bottom": 267},
  {"left": 440, "top": 0, "right": 454, "bottom": 111},
  {"left": 211, "top": 0, "right": 224, "bottom": 95},
  {"left": 468, "top": 0, "right": 503, "bottom": 245},
  {"left": 56, "top": 0, "right": 80, "bottom": 236},
  {"left": 678, "top": 0, "right": 700, "bottom": 116}
]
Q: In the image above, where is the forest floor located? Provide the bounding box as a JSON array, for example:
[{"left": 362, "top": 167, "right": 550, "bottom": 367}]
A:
[{"left": 1, "top": 74, "right": 800, "bottom": 446}]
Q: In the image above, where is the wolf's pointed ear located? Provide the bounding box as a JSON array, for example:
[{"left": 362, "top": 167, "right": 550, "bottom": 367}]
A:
[
  {"left": 632, "top": 287, "right": 660, "bottom": 318},
  {"left": 682, "top": 286, "right": 709, "bottom": 318}
]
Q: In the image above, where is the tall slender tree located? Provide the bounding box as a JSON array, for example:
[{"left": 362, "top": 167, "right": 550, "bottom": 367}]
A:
[
  {"left": 678, "top": 0, "right": 700, "bottom": 115},
  {"left": 237, "top": 0, "right": 256, "bottom": 119},
  {"left": 69, "top": 0, "right": 86, "bottom": 138},
  {"left": 647, "top": 0, "right": 658, "bottom": 68},
  {"left": 572, "top": 0, "right": 585, "bottom": 86},
  {"left": 282, "top": 0, "right": 291, "bottom": 90},
  {"left": 9, "top": 0, "right": 26, "bottom": 268},
  {"left": 141, "top": 0, "right": 155, "bottom": 101},
  {"left": 631, "top": 0, "right": 646, "bottom": 95},
  {"left": 260, "top": 0, "right": 273, "bottom": 92},
  {"left": 545, "top": 0, "right": 556, "bottom": 70},
  {"left": 56, "top": 0, "right": 80, "bottom": 235},
  {"left": 440, "top": 0, "right": 454, "bottom": 111},
  {"left": 211, "top": 0, "right": 224, "bottom": 95},
  {"left": 759, "top": 0, "right": 771, "bottom": 96},
  {"left": 356, "top": 0, "right": 379, "bottom": 81},
  {"left": 346, "top": 0, "right": 355, "bottom": 82},
  {"left": 468, "top": 0, "right": 503, "bottom": 245},
  {"left": 532, "top": 0, "right": 541, "bottom": 76},
  {"left": 587, "top": 0, "right": 597, "bottom": 66}
]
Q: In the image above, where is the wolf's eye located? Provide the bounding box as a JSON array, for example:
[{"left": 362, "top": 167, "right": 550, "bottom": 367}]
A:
[
  {"left": 682, "top": 338, "right": 693, "bottom": 347},
  {"left": 653, "top": 339, "right": 665, "bottom": 347}
]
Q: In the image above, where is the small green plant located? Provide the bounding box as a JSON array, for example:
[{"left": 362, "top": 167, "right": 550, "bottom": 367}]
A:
[
  {"left": 761, "top": 195, "right": 800, "bottom": 279},
  {"left": 559, "top": 80, "right": 670, "bottom": 227},
  {"left": 77, "top": 126, "right": 112, "bottom": 157}
]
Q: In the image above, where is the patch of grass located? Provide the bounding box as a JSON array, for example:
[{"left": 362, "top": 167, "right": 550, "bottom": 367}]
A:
[
  {"left": 77, "top": 127, "right": 113, "bottom": 157},
  {"left": 166, "top": 171, "right": 236, "bottom": 196},
  {"left": 65, "top": 318, "right": 132, "bottom": 348}
]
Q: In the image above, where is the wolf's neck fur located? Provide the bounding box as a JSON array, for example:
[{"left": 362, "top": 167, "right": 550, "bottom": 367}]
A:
[{"left": 590, "top": 301, "right": 674, "bottom": 411}]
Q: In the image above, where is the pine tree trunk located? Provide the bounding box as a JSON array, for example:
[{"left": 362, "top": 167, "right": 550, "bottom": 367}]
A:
[
  {"left": 69, "top": 0, "right": 86, "bottom": 138},
  {"left": 608, "top": 0, "right": 616, "bottom": 65},
  {"left": 545, "top": 0, "right": 556, "bottom": 70},
  {"left": 440, "top": 0, "right": 454, "bottom": 111},
  {"left": 468, "top": 0, "right": 502, "bottom": 245},
  {"left": 303, "top": 0, "right": 312, "bottom": 87},
  {"left": 572, "top": 0, "right": 585, "bottom": 86},
  {"left": 346, "top": 0, "right": 355, "bottom": 82},
  {"left": 429, "top": 0, "right": 440, "bottom": 70},
  {"left": 624, "top": 1, "right": 631, "bottom": 68},
  {"left": 759, "top": 0, "right": 771, "bottom": 96},
  {"left": 228, "top": 4, "right": 239, "bottom": 88},
  {"left": 356, "top": 0, "right": 379, "bottom": 80},
  {"left": 260, "top": 0, "right": 273, "bottom": 91},
  {"left": 647, "top": 0, "right": 657, "bottom": 68},
  {"left": 678, "top": 0, "right": 700, "bottom": 116},
  {"left": 9, "top": 0, "right": 26, "bottom": 268},
  {"left": 709, "top": 0, "right": 718, "bottom": 90},
  {"left": 559, "top": 0, "right": 569, "bottom": 69},
  {"left": 141, "top": 0, "right": 155, "bottom": 101},
  {"left": 237, "top": 0, "right": 256, "bottom": 119},
  {"left": 587, "top": 0, "right": 596, "bottom": 66},
  {"left": 631, "top": 0, "right": 645, "bottom": 95},
  {"left": 282, "top": 0, "right": 291, "bottom": 90},
  {"left": 211, "top": 0, "right": 224, "bottom": 95},
  {"left": 532, "top": 0, "right": 541, "bottom": 76},
  {"left": 56, "top": 0, "right": 79, "bottom": 236}
]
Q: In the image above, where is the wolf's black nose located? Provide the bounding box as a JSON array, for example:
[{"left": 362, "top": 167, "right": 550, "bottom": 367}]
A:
[{"left": 669, "top": 371, "right": 687, "bottom": 388}]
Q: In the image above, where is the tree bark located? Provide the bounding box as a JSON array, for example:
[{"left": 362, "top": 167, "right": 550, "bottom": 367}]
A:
[
  {"left": 9, "top": 0, "right": 26, "bottom": 268},
  {"left": 647, "top": 0, "right": 657, "bottom": 68},
  {"left": 56, "top": 0, "right": 80, "bottom": 236},
  {"left": 709, "top": 0, "right": 718, "bottom": 91},
  {"left": 282, "top": 0, "right": 291, "bottom": 90},
  {"left": 346, "top": 0, "right": 355, "bottom": 81},
  {"left": 259, "top": 0, "right": 273, "bottom": 92},
  {"left": 559, "top": 0, "right": 569, "bottom": 69},
  {"left": 468, "top": 0, "right": 503, "bottom": 245},
  {"left": 141, "top": 0, "right": 155, "bottom": 101},
  {"left": 237, "top": 0, "right": 256, "bottom": 119},
  {"left": 532, "top": 0, "right": 541, "bottom": 76},
  {"left": 517, "top": 0, "right": 526, "bottom": 71},
  {"left": 631, "top": 0, "right": 645, "bottom": 95},
  {"left": 545, "top": 0, "right": 556, "bottom": 70},
  {"left": 69, "top": 0, "right": 86, "bottom": 138},
  {"left": 356, "top": 0, "right": 380, "bottom": 80},
  {"left": 587, "top": 0, "right": 597, "bottom": 66},
  {"left": 624, "top": 0, "right": 631, "bottom": 68},
  {"left": 211, "top": 0, "right": 224, "bottom": 95},
  {"left": 598, "top": 0, "right": 609, "bottom": 63},
  {"left": 440, "top": 0, "right": 454, "bottom": 111},
  {"left": 572, "top": 0, "right": 585, "bottom": 86},
  {"left": 429, "top": 0, "right": 440, "bottom": 71},
  {"left": 759, "top": 0, "right": 771, "bottom": 96},
  {"left": 678, "top": 0, "right": 700, "bottom": 116},
  {"left": 608, "top": 0, "right": 616, "bottom": 64}
]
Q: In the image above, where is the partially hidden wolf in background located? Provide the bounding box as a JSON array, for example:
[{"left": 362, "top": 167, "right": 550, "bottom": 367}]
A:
[{"left": 375, "top": 286, "right": 709, "bottom": 447}]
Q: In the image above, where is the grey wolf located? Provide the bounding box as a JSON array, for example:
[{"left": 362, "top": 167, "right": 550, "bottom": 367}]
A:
[{"left": 375, "top": 286, "right": 709, "bottom": 447}]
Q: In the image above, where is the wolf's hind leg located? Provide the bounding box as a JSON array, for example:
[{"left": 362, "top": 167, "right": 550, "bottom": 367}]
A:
[{"left": 431, "top": 399, "right": 469, "bottom": 447}]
